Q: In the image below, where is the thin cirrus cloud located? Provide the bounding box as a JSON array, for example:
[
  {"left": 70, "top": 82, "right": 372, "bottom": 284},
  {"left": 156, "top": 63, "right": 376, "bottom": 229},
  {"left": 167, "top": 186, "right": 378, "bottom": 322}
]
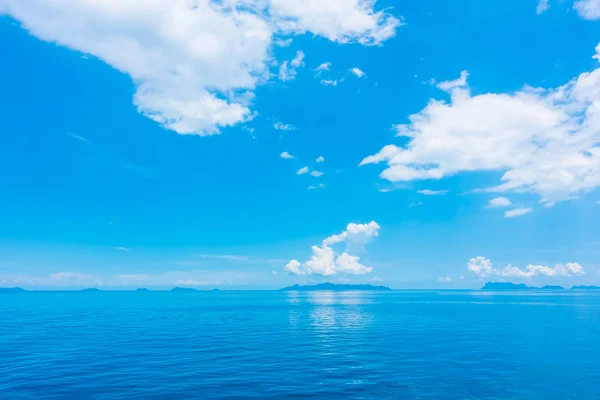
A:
[
  {"left": 1, "top": 0, "right": 401, "bottom": 136},
  {"left": 467, "top": 256, "right": 585, "bottom": 278},
  {"left": 417, "top": 189, "right": 448, "bottom": 196},
  {"left": 110, "top": 246, "right": 131, "bottom": 252},
  {"left": 504, "top": 207, "right": 532, "bottom": 218},
  {"left": 360, "top": 43, "right": 600, "bottom": 204},
  {"left": 285, "top": 221, "right": 380, "bottom": 276}
]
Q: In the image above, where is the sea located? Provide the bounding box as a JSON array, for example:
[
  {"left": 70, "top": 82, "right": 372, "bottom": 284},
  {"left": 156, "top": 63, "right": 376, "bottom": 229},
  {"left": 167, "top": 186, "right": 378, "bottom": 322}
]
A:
[{"left": 1, "top": 290, "right": 600, "bottom": 399}]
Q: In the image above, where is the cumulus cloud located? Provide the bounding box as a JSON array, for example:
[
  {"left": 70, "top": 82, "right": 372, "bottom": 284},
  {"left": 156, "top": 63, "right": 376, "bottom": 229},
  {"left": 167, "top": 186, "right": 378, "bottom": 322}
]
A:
[
  {"left": 285, "top": 221, "right": 380, "bottom": 276},
  {"left": 418, "top": 189, "right": 448, "bottom": 195},
  {"left": 361, "top": 44, "right": 600, "bottom": 204},
  {"left": 574, "top": 0, "right": 600, "bottom": 19},
  {"left": 316, "top": 156, "right": 325, "bottom": 163},
  {"left": 310, "top": 170, "right": 324, "bottom": 177},
  {"left": 308, "top": 183, "right": 325, "bottom": 190},
  {"left": 350, "top": 67, "right": 365, "bottom": 78},
  {"left": 467, "top": 256, "right": 585, "bottom": 278},
  {"left": 437, "top": 276, "right": 451, "bottom": 282},
  {"left": 1, "top": 0, "right": 401, "bottom": 136},
  {"left": 487, "top": 197, "right": 512, "bottom": 208},
  {"left": 278, "top": 50, "right": 305, "bottom": 81},
  {"left": 504, "top": 207, "right": 532, "bottom": 218},
  {"left": 297, "top": 166, "right": 309, "bottom": 175},
  {"left": 536, "top": 0, "right": 550, "bottom": 14},
  {"left": 280, "top": 151, "right": 295, "bottom": 159}
]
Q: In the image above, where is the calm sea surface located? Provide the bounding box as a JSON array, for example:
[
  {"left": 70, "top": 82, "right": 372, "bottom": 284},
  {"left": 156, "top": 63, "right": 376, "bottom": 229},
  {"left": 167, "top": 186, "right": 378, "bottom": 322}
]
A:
[{"left": 1, "top": 290, "right": 600, "bottom": 399}]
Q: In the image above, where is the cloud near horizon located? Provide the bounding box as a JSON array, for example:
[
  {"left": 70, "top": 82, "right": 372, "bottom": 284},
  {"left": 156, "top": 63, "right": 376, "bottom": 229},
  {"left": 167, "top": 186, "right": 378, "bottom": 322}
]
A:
[
  {"left": 285, "top": 221, "right": 380, "bottom": 276},
  {"left": 467, "top": 256, "right": 585, "bottom": 279}
]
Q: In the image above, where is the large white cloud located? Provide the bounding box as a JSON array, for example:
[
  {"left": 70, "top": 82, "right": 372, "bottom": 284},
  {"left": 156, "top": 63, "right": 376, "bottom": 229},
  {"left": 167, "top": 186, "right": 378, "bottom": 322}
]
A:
[
  {"left": 574, "top": 0, "right": 600, "bottom": 19},
  {"left": 467, "top": 256, "right": 585, "bottom": 278},
  {"left": 361, "top": 44, "right": 600, "bottom": 203},
  {"left": 1, "top": 0, "right": 401, "bottom": 135},
  {"left": 285, "top": 221, "right": 380, "bottom": 276}
]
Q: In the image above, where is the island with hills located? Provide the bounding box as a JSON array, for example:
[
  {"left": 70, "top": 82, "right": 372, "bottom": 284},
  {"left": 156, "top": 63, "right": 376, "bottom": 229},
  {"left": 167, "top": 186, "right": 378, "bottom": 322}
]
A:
[
  {"left": 280, "top": 283, "right": 392, "bottom": 291},
  {"left": 481, "top": 282, "right": 600, "bottom": 290}
]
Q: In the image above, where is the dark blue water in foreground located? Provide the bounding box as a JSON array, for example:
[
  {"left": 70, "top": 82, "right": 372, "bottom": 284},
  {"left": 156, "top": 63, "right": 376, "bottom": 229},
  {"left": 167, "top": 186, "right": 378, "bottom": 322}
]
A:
[{"left": 2, "top": 290, "right": 600, "bottom": 399}]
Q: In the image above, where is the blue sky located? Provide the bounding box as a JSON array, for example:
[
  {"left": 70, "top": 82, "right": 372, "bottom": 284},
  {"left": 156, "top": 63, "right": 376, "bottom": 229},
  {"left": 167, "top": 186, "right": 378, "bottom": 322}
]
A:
[{"left": 1, "top": 0, "right": 600, "bottom": 289}]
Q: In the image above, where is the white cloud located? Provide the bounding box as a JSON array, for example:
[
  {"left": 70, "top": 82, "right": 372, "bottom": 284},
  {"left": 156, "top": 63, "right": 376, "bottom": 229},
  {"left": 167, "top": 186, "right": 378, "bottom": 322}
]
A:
[
  {"left": 417, "top": 189, "right": 448, "bottom": 195},
  {"left": 111, "top": 246, "right": 131, "bottom": 252},
  {"left": 284, "top": 259, "right": 304, "bottom": 275},
  {"left": 308, "top": 183, "right": 325, "bottom": 190},
  {"left": 274, "top": 37, "right": 292, "bottom": 47},
  {"left": 536, "top": 0, "right": 550, "bottom": 14},
  {"left": 267, "top": 0, "right": 402, "bottom": 45},
  {"left": 467, "top": 256, "right": 585, "bottom": 278},
  {"left": 574, "top": 0, "right": 600, "bottom": 19},
  {"left": 350, "top": 67, "right": 365, "bottom": 78},
  {"left": 504, "top": 207, "right": 533, "bottom": 218},
  {"left": 297, "top": 166, "right": 309, "bottom": 175},
  {"left": 285, "top": 221, "right": 380, "bottom": 276},
  {"left": 278, "top": 50, "right": 305, "bottom": 81},
  {"left": 49, "top": 272, "right": 102, "bottom": 286},
  {"left": 273, "top": 121, "right": 296, "bottom": 131},
  {"left": 280, "top": 151, "right": 295, "bottom": 159},
  {"left": 437, "top": 276, "right": 451, "bottom": 282},
  {"left": 361, "top": 44, "right": 600, "bottom": 203},
  {"left": 320, "top": 79, "right": 339, "bottom": 87},
  {"left": 436, "top": 70, "right": 469, "bottom": 91},
  {"left": 488, "top": 197, "right": 512, "bottom": 208},
  {"left": 316, "top": 156, "right": 325, "bottom": 163},
  {"left": 310, "top": 170, "right": 324, "bottom": 177},
  {"left": 313, "top": 62, "right": 332, "bottom": 73},
  {"left": 2, "top": 0, "right": 400, "bottom": 136}
]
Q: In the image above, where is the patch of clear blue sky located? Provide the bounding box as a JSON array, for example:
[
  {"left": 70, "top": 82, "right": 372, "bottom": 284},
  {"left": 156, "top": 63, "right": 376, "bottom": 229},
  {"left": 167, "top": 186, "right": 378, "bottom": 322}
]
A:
[{"left": 0, "top": 0, "right": 599, "bottom": 289}]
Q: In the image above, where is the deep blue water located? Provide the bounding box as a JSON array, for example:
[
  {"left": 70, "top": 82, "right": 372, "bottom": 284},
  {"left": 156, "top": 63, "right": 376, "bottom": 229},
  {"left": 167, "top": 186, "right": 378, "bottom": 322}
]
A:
[{"left": 1, "top": 290, "right": 600, "bottom": 399}]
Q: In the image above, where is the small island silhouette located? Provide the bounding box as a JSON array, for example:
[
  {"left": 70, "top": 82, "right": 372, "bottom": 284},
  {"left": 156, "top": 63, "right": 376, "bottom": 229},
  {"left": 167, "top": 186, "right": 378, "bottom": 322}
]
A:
[
  {"left": 0, "top": 287, "right": 27, "bottom": 293},
  {"left": 280, "top": 282, "right": 391, "bottom": 291},
  {"left": 481, "top": 282, "right": 571, "bottom": 290}
]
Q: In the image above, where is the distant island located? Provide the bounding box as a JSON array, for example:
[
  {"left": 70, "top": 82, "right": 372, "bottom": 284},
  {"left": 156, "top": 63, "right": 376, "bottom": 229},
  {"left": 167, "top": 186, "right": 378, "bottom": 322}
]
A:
[
  {"left": 80, "top": 288, "right": 102, "bottom": 292},
  {"left": 171, "top": 287, "right": 201, "bottom": 293},
  {"left": 135, "top": 288, "right": 151, "bottom": 292},
  {"left": 572, "top": 285, "right": 600, "bottom": 290},
  {"left": 482, "top": 282, "right": 567, "bottom": 290},
  {"left": 0, "top": 287, "right": 26, "bottom": 293},
  {"left": 280, "top": 283, "right": 392, "bottom": 291}
]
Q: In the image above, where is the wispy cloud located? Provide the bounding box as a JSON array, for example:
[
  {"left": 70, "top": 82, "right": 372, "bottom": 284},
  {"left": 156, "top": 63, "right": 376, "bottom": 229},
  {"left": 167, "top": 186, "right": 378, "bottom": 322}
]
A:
[
  {"left": 111, "top": 246, "right": 131, "bottom": 252},
  {"left": 273, "top": 121, "right": 296, "bottom": 131},
  {"left": 504, "top": 208, "right": 532, "bottom": 218},
  {"left": 418, "top": 189, "right": 448, "bottom": 196}
]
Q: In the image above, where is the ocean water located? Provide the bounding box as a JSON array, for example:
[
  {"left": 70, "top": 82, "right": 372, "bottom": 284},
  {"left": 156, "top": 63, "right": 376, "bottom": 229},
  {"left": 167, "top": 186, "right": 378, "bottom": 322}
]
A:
[{"left": 1, "top": 290, "right": 600, "bottom": 399}]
